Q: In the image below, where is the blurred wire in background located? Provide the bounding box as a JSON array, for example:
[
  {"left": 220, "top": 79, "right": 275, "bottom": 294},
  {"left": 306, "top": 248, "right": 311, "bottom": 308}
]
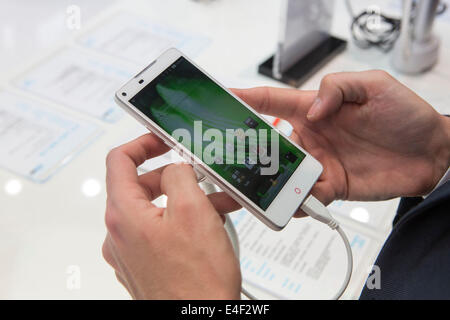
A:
[{"left": 346, "top": 0, "right": 447, "bottom": 52}]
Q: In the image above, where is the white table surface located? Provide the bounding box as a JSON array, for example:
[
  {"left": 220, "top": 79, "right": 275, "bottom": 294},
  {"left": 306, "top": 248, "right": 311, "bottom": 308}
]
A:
[{"left": 0, "top": 0, "right": 449, "bottom": 299}]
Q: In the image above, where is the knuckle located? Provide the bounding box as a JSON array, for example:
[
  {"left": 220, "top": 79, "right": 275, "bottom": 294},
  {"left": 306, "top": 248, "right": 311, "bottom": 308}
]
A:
[
  {"left": 106, "top": 147, "right": 120, "bottom": 166},
  {"left": 105, "top": 208, "right": 120, "bottom": 235},
  {"left": 179, "top": 163, "right": 195, "bottom": 176},
  {"left": 162, "top": 163, "right": 177, "bottom": 175},
  {"left": 102, "top": 241, "right": 114, "bottom": 267},
  {"left": 260, "top": 85, "right": 272, "bottom": 93},
  {"left": 372, "top": 69, "right": 391, "bottom": 79},
  {"left": 175, "top": 162, "right": 191, "bottom": 171},
  {"left": 321, "top": 73, "right": 338, "bottom": 87},
  {"left": 115, "top": 271, "right": 125, "bottom": 285},
  {"left": 101, "top": 241, "right": 109, "bottom": 259},
  {"left": 260, "top": 86, "right": 273, "bottom": 113},
  {"left": 174, "top": 197, "right": 196, "bottom": 213},
  {"left": 164, "top": 162, "right": 193, "bottom": 178}
]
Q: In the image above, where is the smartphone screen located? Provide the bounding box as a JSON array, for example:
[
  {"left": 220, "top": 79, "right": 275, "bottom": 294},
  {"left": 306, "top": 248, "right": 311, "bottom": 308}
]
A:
[{"left": 129, "top": 57, "right": 306, "bottom": 210}]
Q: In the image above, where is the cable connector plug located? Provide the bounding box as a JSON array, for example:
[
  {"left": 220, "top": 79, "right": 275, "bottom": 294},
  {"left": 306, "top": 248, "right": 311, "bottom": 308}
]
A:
[{"left": 301, "top": 195, "right": 339, "bottom": 230}]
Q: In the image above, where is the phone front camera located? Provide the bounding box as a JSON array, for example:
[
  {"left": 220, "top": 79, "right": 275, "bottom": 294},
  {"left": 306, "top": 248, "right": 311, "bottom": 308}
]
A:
[
  {"left": 122, "top": 92, "right": 127, "bottom": 96},
  {"left": 139, "top": 79, "right": 144, "bottom": 84}
]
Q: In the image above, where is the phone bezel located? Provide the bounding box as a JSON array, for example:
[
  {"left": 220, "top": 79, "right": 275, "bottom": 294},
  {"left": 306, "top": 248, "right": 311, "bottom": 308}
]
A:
[{"left": 114, "top": 48, "right": 323, "bottom": 230}]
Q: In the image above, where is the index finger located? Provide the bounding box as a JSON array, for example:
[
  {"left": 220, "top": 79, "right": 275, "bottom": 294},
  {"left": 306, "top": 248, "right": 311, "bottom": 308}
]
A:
[
  {"left": 106, "top": 133, "right": 169, "bottom": 202},
  {"left": 231, "top": 87, "right": 316, "bottom": 119}
]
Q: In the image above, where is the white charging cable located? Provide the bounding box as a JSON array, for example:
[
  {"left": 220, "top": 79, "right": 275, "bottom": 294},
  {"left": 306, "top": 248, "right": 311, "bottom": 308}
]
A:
[
  {"left": 228, "top": 194, "right": 353, "bottom": 300},
  {"left": 300, "top": 195, "right": 353, "bottom": 300}
]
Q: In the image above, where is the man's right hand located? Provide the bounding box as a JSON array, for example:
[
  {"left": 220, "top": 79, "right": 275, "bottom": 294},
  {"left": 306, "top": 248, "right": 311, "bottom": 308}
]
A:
[{"left": 233, "top": 70, "right": 450, "bottom": 211}]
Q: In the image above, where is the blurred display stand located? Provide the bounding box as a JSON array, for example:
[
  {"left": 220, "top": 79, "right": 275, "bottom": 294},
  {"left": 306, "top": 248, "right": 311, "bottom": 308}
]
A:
[{"left": 259, "top": 0, "right": 346, "bottom": 87}]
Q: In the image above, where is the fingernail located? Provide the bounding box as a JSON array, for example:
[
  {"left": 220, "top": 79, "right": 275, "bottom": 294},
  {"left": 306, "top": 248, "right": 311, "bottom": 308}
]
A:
[{"left": 307, "top": 97, "right": 321, "bottom": 120}]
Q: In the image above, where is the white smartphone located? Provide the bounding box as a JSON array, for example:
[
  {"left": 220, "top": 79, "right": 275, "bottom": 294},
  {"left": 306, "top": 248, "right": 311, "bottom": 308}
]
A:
[{"left": 114, "top": 48, "right": 323, "bottom": 230}]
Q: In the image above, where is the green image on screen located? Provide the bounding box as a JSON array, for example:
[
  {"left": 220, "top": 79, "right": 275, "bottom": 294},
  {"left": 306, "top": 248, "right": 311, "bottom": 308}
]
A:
[{"left": 129, "top": 57, "right": 305, "bottom": 210}]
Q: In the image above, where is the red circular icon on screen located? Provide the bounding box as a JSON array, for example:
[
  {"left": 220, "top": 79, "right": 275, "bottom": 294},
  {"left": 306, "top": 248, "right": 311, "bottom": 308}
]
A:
[{"left": 294, "top": 188, "right": 301, "bottom": 194}]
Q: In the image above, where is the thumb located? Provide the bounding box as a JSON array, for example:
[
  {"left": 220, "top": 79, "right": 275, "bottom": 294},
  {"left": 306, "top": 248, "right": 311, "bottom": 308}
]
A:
[
  {"left": 307, "top": 72, "right": 369, "bottom": 122},
  {"left": 160, "top": 163, "right": 216, "bottom": 221},
  {"left": 231, "top": 87, "right": 316, "bottom": 120}
]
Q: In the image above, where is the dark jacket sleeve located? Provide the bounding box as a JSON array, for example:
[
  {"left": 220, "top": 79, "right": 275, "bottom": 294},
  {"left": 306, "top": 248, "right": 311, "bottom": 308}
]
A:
[
  {"left": 392, "top": 196, "right": 424, "bottom": 226},
  {"left": 360, "top": 181, "right": 450, "bottom": 299}
]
